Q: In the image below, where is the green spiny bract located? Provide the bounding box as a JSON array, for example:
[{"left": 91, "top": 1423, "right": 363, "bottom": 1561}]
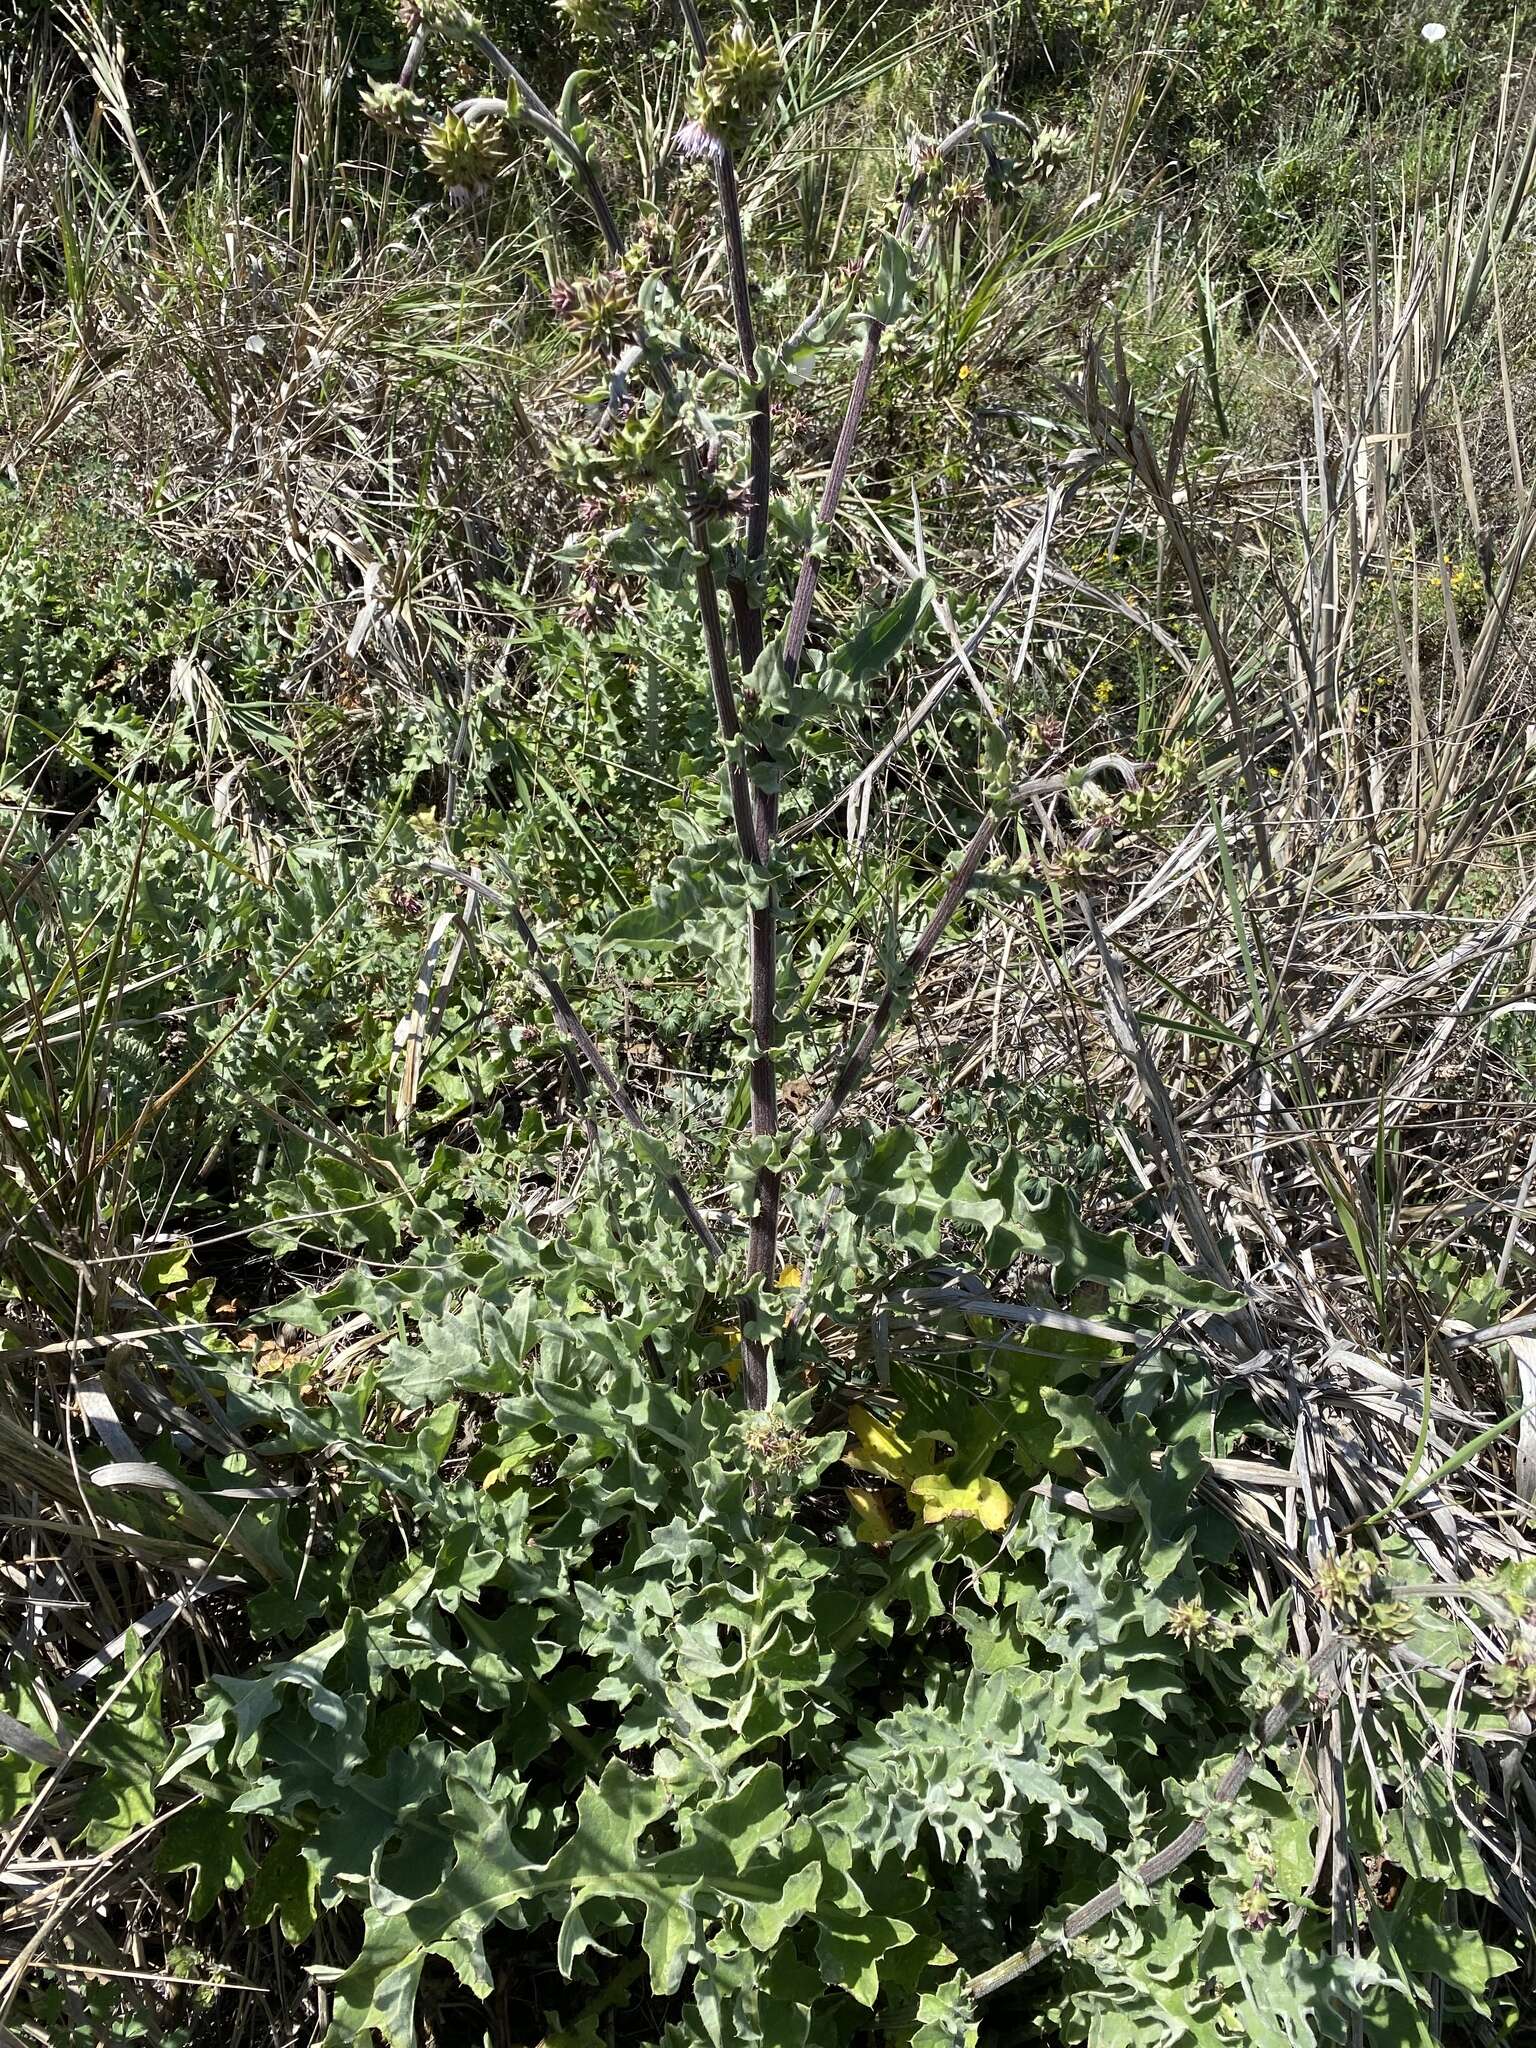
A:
[
  {"left": 417, "top": 0, "right": 483, "bottom": 41},
  {"left": 1491, "top": 1631, "right": 1536, "bottom": 1715},
  {"left": 679, "top": 21, "right": 783, "bottom": 159},
  {"left": 359, "top": 79, "right": 430, "bottom": 138},
  {"left": 422, "top": 108, "right": 515, "bottom": 203},
  {"left": 549, "top": 269, "right": 636, "bottom": 355},
  {"left": 938, "top": 173, "right": 988, "bottom": 223},
  {"left": 1315, "top": 1544, "right": 1411, "bottom": 1646},
  {"left": 555, "top": 0, "right": 634, "bottom": 41},
  {"left": 1031, "top": 121, "right": 1076, "bottom": 172}
]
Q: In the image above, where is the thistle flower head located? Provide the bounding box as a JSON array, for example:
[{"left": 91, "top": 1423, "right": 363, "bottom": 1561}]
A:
[
  {"left": 1316, "top": 1548, "right": 1379, "bottom": 1617},
  {"left": 940, "top": 172, "right": 987, "bottom": 220},
  {"left": 422, "top": 108, "right": 511, "bottom": 201},
  {"left": 907, "top": 138, "right": 946, "bottom": 195},
  {"left": 419, "top": 0, "right": 483, "bottom": 42},
  {"left": 556, "top": 0, "right": 632, "bottom": 40},
  {"left": 360, "top": 79, "right": 429, "bottom": 138},
  {"left": 1492, "top": 1633, "right": 1536, "bottom": 1716},
  {"left": 1168, "top": 1597, "right": 1215, "bottom": 1647},
  {"left": 685, "top": 21, "right": 783, "bottom": 156},
  {"left": 1031, "top": 122, "right": 1075, "bottom": 172},
  {"left": 553, "top": 269, "right": 635, "bottom": 355},
  {"left": 674, "top": 118, "right": 723, "bottom": 166},
  {"left": 621, "top": 207, "right": 672, "bottom": 278}
]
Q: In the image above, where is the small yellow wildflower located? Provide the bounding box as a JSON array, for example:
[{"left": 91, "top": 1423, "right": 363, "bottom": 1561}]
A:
[
  {"left": 707, "top": 1321, "right": 742, "bottom": 1380},
  {"left": 956, "top": 363, "right": 972, "bottom": 381}
]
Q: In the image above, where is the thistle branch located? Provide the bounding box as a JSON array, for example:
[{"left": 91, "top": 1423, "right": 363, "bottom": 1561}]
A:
[
  {"left": 802, "top": 811, "right": 1000, "bottom": 1141},
  {"left": 674, "top": 0, "right": 771, "bottom": 665},
  {"left": 429, "top": 867, "right": 724, "bottom": 1261},
  {"left": 738, "top": 113, "right": 1026, "bottom": 1386},
  {"left": 672, "top": 0, "right": 780, "bottom": 1404},
  {"left": 461, "top": 29, "right": 624, "bottom": 255}
]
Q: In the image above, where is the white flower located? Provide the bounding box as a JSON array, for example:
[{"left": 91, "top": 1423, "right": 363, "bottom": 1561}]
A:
[
  {"left": 1421, "top": 21, "right": 1448, "bottom": 41},
  {"left": 673, "top": 117, "right": 723, "bottom": 165}
]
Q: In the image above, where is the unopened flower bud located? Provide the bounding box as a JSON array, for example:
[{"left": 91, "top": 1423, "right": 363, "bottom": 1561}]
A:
[
  {"left": 1031, "top": 122, "right": 1075, "bottom": 172},
  {"left": 557, "top": 0, "right": 631, "bottom": 39}
]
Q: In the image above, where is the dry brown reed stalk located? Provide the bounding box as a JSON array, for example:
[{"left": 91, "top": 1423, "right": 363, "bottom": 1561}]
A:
[{"left": 815, "top": 90, "right": 1536, "bottom": 1923}]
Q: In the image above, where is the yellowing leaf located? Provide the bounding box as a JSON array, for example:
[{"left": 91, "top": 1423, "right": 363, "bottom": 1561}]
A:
[
  {"left": 908, "top": 1471, "right": 1013, "bottom": 1533},
  {"left": 846, "top": 1486, "right": 898, "bottom": 1545},
  {"left": 776, "top": 1265, "right": 803, "bottom": 1290},
  {"left": 141, "top": 1243, "right": 192, "bottom": 1295},
  {"left": 847, "top": 1404, "right": 931, "bottom": 1486},
  {"left": 705, "top": 1323, "right": 742, "bottom": 1381}
]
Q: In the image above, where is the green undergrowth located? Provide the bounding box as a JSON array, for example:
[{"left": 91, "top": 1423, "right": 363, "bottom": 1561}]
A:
[{"left": 8, "top": 1126, "right": 1528, "bottom": 2046}]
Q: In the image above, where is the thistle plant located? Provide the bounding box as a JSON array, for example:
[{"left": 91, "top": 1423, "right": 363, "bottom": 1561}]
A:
[
  {"left": 14, "top": 15, "right": 1535, "bottom": 2045},
  {"left": 384, "top": 4, "right": 1034, "bottom": 1407}
]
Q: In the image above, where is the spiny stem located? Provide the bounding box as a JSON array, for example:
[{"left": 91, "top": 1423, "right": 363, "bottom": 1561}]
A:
[
  {"left": 461, "top": 30, "right": 624, "bottom": 256},
  {"left": 673, "top": 0, "right": 778, "bottom": 1405},
  {"left": 398, "top": 21, "right": 427, "bottom": 88},
  {"left": 423, "top": 20, "right": 1019, "bottom": 1396},
  {"left": 675, "top": 0, "right": 771, "bottom": 663},
  {"left": 735, "top": 114, "right": 1024, "bottom": 1393}
]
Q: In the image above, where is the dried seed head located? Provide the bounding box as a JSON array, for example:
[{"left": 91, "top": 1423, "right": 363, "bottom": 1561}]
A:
[
  {"left": 684, "top": 21, "right": 783, "bottom": 156},
  {"left": 360, "top": 79, "right": 429, "bottom": 138}
]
